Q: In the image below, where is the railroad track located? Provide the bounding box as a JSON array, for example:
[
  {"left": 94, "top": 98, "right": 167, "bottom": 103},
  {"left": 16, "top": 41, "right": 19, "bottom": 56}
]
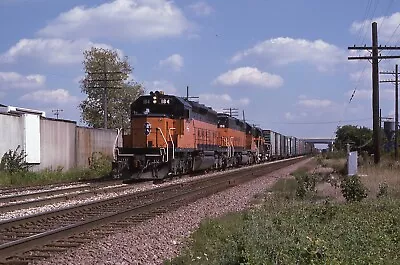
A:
[
  {"left": 0, "top": 183, "right": 132, "bottom": 213},
  {"left": 0, "top": 157, "right": 305, "bottom": 265}
]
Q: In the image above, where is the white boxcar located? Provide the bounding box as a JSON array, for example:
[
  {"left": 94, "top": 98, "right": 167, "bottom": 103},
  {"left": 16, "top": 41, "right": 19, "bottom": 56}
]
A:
[{"left": 276, "top": 132, "right": 281, "bottom": 159}]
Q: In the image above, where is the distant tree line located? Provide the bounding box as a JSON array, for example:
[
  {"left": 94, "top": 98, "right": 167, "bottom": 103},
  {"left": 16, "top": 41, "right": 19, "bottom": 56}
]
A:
[{"left": 334, "top": 125, "right": 391, "bottom": 154}]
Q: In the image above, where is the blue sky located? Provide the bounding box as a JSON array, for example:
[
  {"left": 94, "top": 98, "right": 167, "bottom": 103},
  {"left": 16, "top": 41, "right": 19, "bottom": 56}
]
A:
[{"left": 0, "top": 0, "right": 399, "bottom": 140}]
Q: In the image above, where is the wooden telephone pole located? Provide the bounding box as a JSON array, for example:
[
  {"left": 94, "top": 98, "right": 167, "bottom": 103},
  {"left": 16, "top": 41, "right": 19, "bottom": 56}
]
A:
[
  {"left": 380, "top": 64, "right": 399, "bottom": 160},
  {"left": 87, "top": 61, "right": 123, "bottom": 129},
  {"left": 348, "top": 22, "right": 400, "bottom": 164},
  {"left": 223, "top": 108, "right": 238, "bottom": 117},
  {"left": 52, "top": 109, "right": 63, "bottom": 119}
]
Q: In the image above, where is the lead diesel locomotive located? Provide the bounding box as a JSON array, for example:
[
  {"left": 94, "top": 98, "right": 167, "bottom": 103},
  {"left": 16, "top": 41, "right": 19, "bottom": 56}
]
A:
[{"left": 112, "top": 91, "right": 266, "bottom": 180}]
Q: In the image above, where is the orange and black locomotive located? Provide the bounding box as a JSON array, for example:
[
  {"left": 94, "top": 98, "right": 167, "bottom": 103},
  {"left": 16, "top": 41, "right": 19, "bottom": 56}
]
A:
[{"left": 112, "top": 91, "right": 265, "bottom": 180}]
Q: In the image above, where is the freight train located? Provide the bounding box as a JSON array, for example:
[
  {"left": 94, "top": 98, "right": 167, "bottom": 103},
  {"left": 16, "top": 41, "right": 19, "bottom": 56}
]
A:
[{"left": 112, "top": 91, "right": 314, "bottom": 180}]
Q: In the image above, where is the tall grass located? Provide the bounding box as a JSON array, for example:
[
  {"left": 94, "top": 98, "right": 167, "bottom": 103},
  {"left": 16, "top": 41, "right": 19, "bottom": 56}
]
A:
[
  {"left": 0, "top": 154, "right": 112, "bottom": 187},
  {"left": 359, "top": 160, "right": 400, "bottom": 198}
]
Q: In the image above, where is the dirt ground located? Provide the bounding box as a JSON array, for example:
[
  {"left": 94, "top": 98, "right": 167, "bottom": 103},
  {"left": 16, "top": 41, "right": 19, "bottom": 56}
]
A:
[{"left": 313, "top": 165, "right": 345, "bottom": 202}]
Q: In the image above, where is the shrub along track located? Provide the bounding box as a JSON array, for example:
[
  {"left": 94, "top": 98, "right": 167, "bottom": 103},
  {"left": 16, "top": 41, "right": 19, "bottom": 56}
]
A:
[{"left": 0, "top": 157, "right": 306, "bottom": 265}]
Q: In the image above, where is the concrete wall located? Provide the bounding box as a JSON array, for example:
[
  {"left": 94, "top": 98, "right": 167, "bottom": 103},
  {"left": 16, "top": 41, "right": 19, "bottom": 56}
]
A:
[
  {"left": 75, "top": 127, "right": 119, "bottom": 168},
  {"left": 35, "top": 118, "right": 76, "bottom": 171},
  {"left": 0, "top": 114, "right": 24, "bottom": 158}
]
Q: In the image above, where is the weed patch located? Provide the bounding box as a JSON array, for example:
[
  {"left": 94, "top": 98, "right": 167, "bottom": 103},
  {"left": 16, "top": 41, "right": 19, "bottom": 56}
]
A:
[
  {"left": 340, "top": 175, "right": 368, "bottom": 202},
  {"left": 168, "top": 199, "right": 400, "bottom": 265},
  {"left": 0, "top": 152, "right": 112, "bottom": 187},
  {"left": 0, "top": 146, "right": 31, "bottom": 174}
]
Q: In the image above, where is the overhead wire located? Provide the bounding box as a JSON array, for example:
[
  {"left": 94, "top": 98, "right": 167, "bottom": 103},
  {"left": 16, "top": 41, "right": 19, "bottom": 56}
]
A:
[
  {"left": 330, "top": 0, "right": 382, "bottom": 142},
  {"left": 355, "top": 0, "right": 373, "bottom": 45},
  {"left": 272, "top": 118, "right": 372, "bottom": 125},
  {"left": 334, "top": 1, "right": 395, "bottom": 149},
  {"left": 347, "top": 0, "right": 381, "bottom": 106}
]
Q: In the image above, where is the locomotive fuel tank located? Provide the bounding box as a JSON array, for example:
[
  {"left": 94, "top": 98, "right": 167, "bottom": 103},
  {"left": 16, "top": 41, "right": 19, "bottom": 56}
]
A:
[
  {"left": 192, "top": 151, "right": 216, "bottom": 171},
  {"left": 240, "top": 154, "right": 250, "bottom": 165}
]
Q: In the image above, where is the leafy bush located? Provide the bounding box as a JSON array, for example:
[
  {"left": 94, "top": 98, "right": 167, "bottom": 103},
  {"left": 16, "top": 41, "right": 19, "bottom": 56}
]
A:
[
  {"left": 88, "top": 152, "right": 112, "bottom": 177},
  {"left": 294, "top": 172, "right": 316, "bottom": 199},
  {"left": 377, "top": 182, "right": 389, "bottom": 198},
  {"left": 0, "top": 145, "right": 31, "bottom": 174},
  {"left": 340, "top": 175, "right": 368, "bottom": 202}
]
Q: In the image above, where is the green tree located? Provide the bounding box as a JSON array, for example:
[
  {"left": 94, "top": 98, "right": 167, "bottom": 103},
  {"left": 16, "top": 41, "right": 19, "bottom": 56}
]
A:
[
  {"left": 79, "top": 47, "right": 144, "bottom": 130},
  {"left": 334, "top": 125, "right": 374, "bottom": 153}
]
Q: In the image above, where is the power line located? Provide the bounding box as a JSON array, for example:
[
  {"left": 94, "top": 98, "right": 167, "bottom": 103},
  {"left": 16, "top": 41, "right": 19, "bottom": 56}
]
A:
[
  {"left": 348, "top": 22, "right": 400, "bottom": 164},
  {"left": 355, "top": 0, "right": 373, "bottom": 45},
  {"left": 358, "top": 0, "right": 380, "bottom": 46},
  {"left": 331, "top": 1, "right": 381, "bottom": 149},
  {"left": 377, "top": 0, "right": 392, "bottom": 33},
  {"left": 348, "top": 0, "right": 383, "bottom": 105},
  {"left": 272, "top": 118, "right": 372, "bottom": 125}
]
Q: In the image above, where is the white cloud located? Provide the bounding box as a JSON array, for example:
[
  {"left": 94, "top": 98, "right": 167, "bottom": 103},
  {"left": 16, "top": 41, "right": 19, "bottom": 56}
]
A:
[
  {"left": 20, "top": 89, "right": 78, "bottom": 104},
  {"left": 213, "top": 67, "right": 283, "bottom": 88},
  {"left": 143, "top": 80, "right": 177, "bottom": 94},
  {"left": 231, "top": 37, "right": 344, "bottom": 72},
  {"left": 38, "top": 0, "right": 191, "bottom": 41},
  {"left": 159, "top": 54, "right": 184, "bottom": 71},
  {"left": 0, "top": 72, "right": 46, "bottom": 89},
  {"left": 350, "top": 12, "right": 400, "bottom": 42},
  {"left": 188, "top": 1, "right": 214, "bottom": 16},
  {"left": 0, "top": 38, "right": 118, "bottom": 64},
  {"left": 198, "top": 93, "right": 249, "bottom": 112},
  {"left": 285, "top": 112, "right": 295, "bottom": 120},
  {"left": 297, "top": 98, "right": 333, "bottom": 108},
  {"left": 284, "top": 111, "right": 308, "bottom": 121}
]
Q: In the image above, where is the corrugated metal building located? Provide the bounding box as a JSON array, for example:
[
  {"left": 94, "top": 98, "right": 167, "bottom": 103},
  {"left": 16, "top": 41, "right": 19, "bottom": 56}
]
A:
[{"left": 0, "top": 105, "right": 120, "bottom": 171}]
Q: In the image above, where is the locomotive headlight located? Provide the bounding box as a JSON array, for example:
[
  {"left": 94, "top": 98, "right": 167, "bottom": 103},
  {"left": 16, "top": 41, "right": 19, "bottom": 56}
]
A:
[
  {"left": 152, "top": 99, "right": 157, "bottom": 104},
  {"left": 153, "top": 96, "right": 157, "bottom": 100},
  {"left": 166, "top": 99, "right": 170, "bottom": 104}
]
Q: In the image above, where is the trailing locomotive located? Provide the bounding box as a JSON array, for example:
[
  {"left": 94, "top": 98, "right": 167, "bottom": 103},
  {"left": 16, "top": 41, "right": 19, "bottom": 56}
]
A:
[{"left": 112, "top": 91, "right": 313, "bottom": 180}]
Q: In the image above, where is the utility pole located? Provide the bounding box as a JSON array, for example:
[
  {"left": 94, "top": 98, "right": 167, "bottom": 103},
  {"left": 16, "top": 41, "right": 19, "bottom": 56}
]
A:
[
  {"left": 185, "top": 86, "right": 199, "bottom": 101},
  {"left": 87, "top": 61, "right": 124, "bottom": 129},
  {"left": 223, "top": 108, "right": 238, "bottom": 117},
  {"left": 348, "top": 22, "right": 400, "bottom": 164},
  {"left": 379, "top": 64, "right": 399, "bottom": 160},
  {"left": 103, "top": 61, "right": 108, "bottom": 129},
  {"left": 52, "top": 109, "right": 63, "bottom": 119}
]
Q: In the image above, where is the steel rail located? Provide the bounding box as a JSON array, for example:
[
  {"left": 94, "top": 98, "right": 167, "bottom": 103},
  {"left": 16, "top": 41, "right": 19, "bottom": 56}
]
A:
[{"left": 0, "top": 156, "right": 306, "bottom": 264}]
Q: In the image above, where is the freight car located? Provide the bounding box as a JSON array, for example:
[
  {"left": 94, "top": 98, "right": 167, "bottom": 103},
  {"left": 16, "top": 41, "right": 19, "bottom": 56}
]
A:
[{"left": 112, "top": 91, "right": 314, "bottom": 180}]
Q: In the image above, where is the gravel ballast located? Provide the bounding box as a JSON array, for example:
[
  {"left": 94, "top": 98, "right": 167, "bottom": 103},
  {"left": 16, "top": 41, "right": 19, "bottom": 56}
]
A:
[{"left": 33, "top": 158, "right": 313, "bottom": 265}]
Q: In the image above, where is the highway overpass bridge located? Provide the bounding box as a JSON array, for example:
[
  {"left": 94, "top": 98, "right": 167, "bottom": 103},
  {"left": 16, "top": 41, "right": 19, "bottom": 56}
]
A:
[
  {"left": 302, "top": 138, "right": 335, "bottom": 151},
  {"left": 302, "top": 138, "right": 335, "bottom": 144}
]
